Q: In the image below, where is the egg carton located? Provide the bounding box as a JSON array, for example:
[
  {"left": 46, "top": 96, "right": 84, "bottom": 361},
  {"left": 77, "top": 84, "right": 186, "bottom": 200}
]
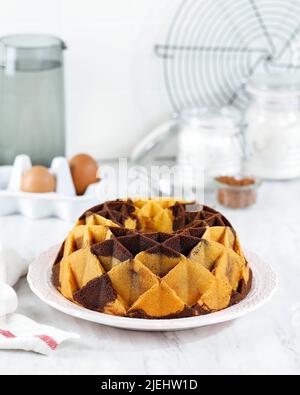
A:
[{"left": 0, "top": 155, "right": 109, "bottom": 222}]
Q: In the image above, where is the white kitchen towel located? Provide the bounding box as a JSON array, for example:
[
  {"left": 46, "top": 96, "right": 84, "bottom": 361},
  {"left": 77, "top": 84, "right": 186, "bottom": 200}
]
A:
[
  {"left": 0, "top": 244, "right": 79, "bottom": 355},
  {"left": 0, "top": 245, "right": 28, "bottom": 287},
  {"left": 0, "top": 315, "right": 79, "bottom": 355}
]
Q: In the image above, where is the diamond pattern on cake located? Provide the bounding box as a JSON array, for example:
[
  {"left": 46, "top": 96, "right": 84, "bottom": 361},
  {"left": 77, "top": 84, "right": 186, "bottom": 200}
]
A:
[{"left": 53, "top": 199, "right": 252, "bottom": 319}]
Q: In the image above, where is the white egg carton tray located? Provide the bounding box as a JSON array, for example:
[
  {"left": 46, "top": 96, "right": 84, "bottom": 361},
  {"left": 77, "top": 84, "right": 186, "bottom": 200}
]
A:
[{"left": 0, "top": 155, "right": 107, "bottom": 222}]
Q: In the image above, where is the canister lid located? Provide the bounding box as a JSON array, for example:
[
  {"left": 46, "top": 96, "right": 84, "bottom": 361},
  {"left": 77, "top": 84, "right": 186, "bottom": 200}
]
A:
[
  {"left": 180, "top": 107, "right": 241, "bottom": 132},
  {"left": 0, "top": 34, "right": 66, "bottom": 50},
  {"left": 0, "top": 34, "right": 66, "bottom": 72},
  {"left": 247, "top": 72, "right": 300, "bottom": 97}
]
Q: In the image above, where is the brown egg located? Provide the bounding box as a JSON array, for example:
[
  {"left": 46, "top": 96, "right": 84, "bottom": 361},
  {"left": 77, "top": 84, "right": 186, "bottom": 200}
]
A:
[
  {"left": 69, "top": 154, "right": 99, "bottom": 195},
  {"left": 21, "top": 166, "right": 56, "bottom": 193}
]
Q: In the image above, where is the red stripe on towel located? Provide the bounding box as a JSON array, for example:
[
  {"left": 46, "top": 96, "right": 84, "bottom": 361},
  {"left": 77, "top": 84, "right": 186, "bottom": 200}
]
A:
[
  {"left": 0, "top": 329, "right": 58, "bottom": 350},
  {"left": 0, "top": 329, "right": 16, "bottom": 338},
  {"left": 35, "top": 335, "right": 58, "bottom": 350}
]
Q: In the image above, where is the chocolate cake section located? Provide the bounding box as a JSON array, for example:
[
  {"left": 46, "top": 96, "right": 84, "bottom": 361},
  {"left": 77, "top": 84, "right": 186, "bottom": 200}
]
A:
[
  {"left": 230, "top": 268, "right": 253, "bottom": 306},
  {"left": 91, "top": 239, "right": 133, "bottom": 261},
  {"left": 116, "top": 234, "right": 158, "bottom": 256},
  {"left": 73, "top": 274, "right": 117, "bottom": 312},
  {"left": 181, "top": 227, "right": 207, "bottom": 239},
  {"left": 143, "top": 232, "right": 173, "bottom": 243},
  {"left": 163, "top": 235, "right": 201, "bottom": 257},
  {"left": 52, "top": 242, "right": 65, "bottom": 288},
  {"left": 108, "top": 227, "right": 135, "bottom": 238},
  {"left": 129, "top": 306, "right": 207, "bottom": 319},
  {"left": 79, "top": 200, "right": 136, "bottom": 226},
  {"left": 171, "top": 204, "right": 233, "bottom": 231}
]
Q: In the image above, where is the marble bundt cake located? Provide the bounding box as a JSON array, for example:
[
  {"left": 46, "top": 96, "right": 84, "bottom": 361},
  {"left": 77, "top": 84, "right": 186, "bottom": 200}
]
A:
[{"left": 52, "top": 199, "right": 252, "bottom": 319}]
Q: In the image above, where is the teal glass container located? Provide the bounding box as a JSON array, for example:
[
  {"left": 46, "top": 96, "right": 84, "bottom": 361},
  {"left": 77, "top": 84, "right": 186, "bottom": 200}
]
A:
[{"left": 0, "top": 34, "right": 66, "bottom": 166}]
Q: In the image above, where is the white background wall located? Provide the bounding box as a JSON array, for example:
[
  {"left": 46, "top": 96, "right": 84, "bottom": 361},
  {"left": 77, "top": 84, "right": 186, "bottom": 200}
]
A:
[{"left": 0, "top": 0, "right": 180, "bottom": 160}]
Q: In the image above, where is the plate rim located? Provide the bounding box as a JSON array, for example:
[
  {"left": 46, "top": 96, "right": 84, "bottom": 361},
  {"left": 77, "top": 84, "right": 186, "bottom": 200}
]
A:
[{"left": 27, "top": 245, "right": 278, "bottom": 332}]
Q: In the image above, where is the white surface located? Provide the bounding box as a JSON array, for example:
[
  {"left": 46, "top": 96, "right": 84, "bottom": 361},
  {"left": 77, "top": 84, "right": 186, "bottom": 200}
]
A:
[
  {"left": 0, "top": 0, "right": 177, "bottom": 160},
  {"left": 0, "top": 180, "right": 299, "bottom": 374},
  {"left": 28, "top": 246, "right": 277, "bottom": 332}
]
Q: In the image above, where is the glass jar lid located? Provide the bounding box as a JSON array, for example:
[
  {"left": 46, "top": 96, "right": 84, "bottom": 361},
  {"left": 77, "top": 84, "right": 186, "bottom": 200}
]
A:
[
  {"left": 0, "top": 34, "right": 66, "bottom": 50},
  {"left": 180, "top": 107, "right": 241, "bottom": 134},
  {"left": 0, "top": 34, "right": 66, "bottom": 72},
  {"left": 247, "top": 72, "right": 300, "bottom": 98}
]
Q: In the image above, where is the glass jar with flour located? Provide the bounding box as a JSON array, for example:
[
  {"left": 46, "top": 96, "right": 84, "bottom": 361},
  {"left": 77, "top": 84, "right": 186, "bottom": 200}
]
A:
[
  {"left": 245, "top": 73, "right": 300, "bottom": 180},
  {"left": 131, "top": 107, "right": 243, "bottom": 190},
  {"left": 177, "top": 107, "right": 243, "bottom": 187}
]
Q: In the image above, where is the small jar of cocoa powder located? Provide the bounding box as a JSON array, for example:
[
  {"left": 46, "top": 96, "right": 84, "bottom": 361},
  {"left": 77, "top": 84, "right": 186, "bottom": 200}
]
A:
[{"left": 215, "top": 176, "right": 261, "bottom": 209}]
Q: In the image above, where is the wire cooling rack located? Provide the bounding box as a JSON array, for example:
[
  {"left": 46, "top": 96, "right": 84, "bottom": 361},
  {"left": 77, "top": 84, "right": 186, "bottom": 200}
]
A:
[{"left": 155, "top": 0, "right": 300, "bottom": 111}]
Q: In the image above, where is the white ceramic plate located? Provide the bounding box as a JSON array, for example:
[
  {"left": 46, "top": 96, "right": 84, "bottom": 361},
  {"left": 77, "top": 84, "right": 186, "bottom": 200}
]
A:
[{"left": 27, "top": 246, "right": 278, "bottom": 332}]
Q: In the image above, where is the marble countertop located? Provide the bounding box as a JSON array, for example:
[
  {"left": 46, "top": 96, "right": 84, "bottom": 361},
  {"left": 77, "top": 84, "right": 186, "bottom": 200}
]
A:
[{"left": 0, "top": 180, "right": 299, "bottom": 375}]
